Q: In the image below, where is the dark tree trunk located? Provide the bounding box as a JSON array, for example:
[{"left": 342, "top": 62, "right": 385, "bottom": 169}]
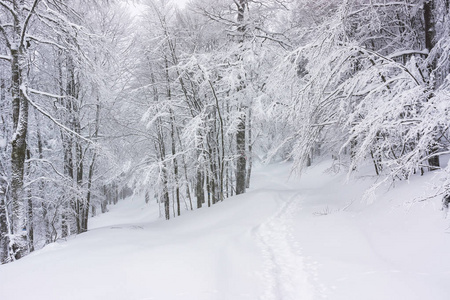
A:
[
  {"left": 0, "top": 76, "right": 9, "bottom": 263},
  {"left": 10, "top": 42, "right": 29, "bottom": 259},
  {"left": 246, "top": 107, "right": 252, "bottom": 189},
  {"left": 75, "top": 132, "right": 83, "bottom": 232},
  {"left": 60, "top": 55, "right": 77, "bottom": 238},
  {"left": 82, "top": 153, "right": 96, "bottom": 233},
  {"left": 34, "top": 111, "right": 50, "bottom": 244},
  {"left": 235, "top": 113, "right": 246, "bottom": 195},
  {"left": 196, "top": 167, "right": 204, "bottom": 208},
  {"left": 81, "top": 101, "right": 100, "bottom": 232},
  {"left": 163, "top": 188, "right": 170, "bottom": 220},
  {"left": 61, "top": 130, "right": 73, "bottom": 238},
  {"left": 423, "top": 0, "right": 440, "bottom": 170},
  {"left": 0, "top": 190, "right": 8, "bottom": 263},
  {"left": 206, "top": 172, "right": 211, "bottom": 207},
  {"left": 424, "top": 0, "right": 436, "bottom": 52},
  {"left": 25, "top": 150, "right": 34, "bottom": 253},
  {"left": 235, "top": 0, "right": 248, "bottom": 195},
  {"left": 170, "top": 111, "right": 180, "bottom": 216}
]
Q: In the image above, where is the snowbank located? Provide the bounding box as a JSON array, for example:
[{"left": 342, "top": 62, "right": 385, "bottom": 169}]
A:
[{"left": 0, "top": 161, "right": 449, "bottom": 300}]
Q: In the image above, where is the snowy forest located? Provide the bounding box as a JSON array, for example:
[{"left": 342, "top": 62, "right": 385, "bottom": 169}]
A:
[{"left": 0, "top": 0, "right": 449, "bottom": 266}]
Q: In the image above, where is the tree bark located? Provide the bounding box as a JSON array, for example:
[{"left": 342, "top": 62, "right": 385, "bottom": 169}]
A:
[
  {"left": 10, "top": 42, "right": 29, "bottom": 260},
  {"left": 235, "top": 0, "right": 248, "bottom": 195},
  {"left": 25, "top": 150, "right": 33, "bottom": 253},
  {"left": 235, "top": 112, "right": 247, "bottom": 195},
  {"left": 423, "top": 0, "right": 440, "bottom": 170},
  {"left": 35, "top": 112, "right": 50, "bottom": 243},
  {"left": 246, "top": 107, "right": 252, "bottom": 189},
  {"left": 0, "top": 75, "right": 9, "bottom": 263},
  {"left": 424, "top": 0, "right": 436, "bottom": 52},
  {"left": 196, "top": 167, "right": 204, "bottom": 208},
  {"left": 82, "top": 101, "right": 100, "bottom": 232}
]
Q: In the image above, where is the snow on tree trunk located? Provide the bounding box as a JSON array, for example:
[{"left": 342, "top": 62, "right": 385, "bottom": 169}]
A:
[
  {"left": 235, "top": 0, "right": 248, "bottom": 196},
  {"left": 423, "top": 0, "right": 440, "bottom": 170},
  {"left": 10, "top": 12, "right": 29, "bottom": 258}
]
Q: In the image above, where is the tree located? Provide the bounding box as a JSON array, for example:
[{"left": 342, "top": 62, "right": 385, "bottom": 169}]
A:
[
  {"left": 265, "top": 0, "right": 450, "bottom": 200},
  {"left": 0, "top": 0, "right": 133, "bottom": 263}
]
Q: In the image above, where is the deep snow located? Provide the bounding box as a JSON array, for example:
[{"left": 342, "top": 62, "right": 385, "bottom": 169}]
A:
[{"left": 1, "top": 160, "right": 450, "bottom": 300}]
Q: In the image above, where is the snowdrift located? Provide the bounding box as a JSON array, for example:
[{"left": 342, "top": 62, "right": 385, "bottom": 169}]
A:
[{"left": 0, "top": 161, "right": 449, "bottom": 300}]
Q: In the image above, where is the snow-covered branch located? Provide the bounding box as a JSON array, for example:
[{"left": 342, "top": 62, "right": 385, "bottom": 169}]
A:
[
  {"left": 0, "top": 1, "right": 18, "bottom": 22},
  {"left": 20, "top": 0, "right": 41, "bottom": 48},
  {"left": 27, "top": 35, "right": 67, "bottom": 50},
  {"left": 0, "top": 23, "right": 11, "bottom": 48},
  {"left": 21, "top": 85, "right": 93, "bottom": 144},
  {"left": 29, "top": 88, "right": 65, "bottom": 99}
]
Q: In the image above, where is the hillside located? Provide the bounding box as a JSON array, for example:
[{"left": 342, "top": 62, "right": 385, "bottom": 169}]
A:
[{"left": 0, "top": 161, "right": 449, "bottom": 300}]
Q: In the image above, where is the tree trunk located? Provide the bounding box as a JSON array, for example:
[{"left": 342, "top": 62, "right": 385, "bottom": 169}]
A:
[
  {"left": 424, "top": 0, "right": 436, "bottom": 52},
  {"left": 82, "top": 153, "right": 96, "bottom": 232},
  {"left": 235, "top": 0, "right": 248, "bottom": 195},
  {"left": 196, "top": 167, "right": 204, "bottom": 208},
  {"left": 246, "top": 107, "right": 252, "bottom": 189},
  {"left": 34, "top": 110, "right": 50, "bottom": 244},
  {"left": 423, "top": 0, "right": 440, "bottom": 170},
  {"left": 81, "top": 101, "right": 100, "bottom": 232},
  {"left": 169, "top": 111, "right": 180, "bottom": 216},
  {"left": 0, "top": 189, "right": 8, "bottom": 263},
  {"left": 25, "top": 150, "right": 34, "bottom": 253},
  {"left": 10, "top": 43, "right": 29, "bottom": 259},
  {"left": 162, "top": 168, "right": 170, "bottom": 220},
  {"left": 235, "top": 112, "right": 247, "bottom": 195},
  {"left": 0, "top": 76, "right": 9, "bottom": 263}
]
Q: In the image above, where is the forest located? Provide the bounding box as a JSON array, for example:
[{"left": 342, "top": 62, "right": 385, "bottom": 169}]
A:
[{"left": 0, "top": 0, "right": 449, "bottom": 264}]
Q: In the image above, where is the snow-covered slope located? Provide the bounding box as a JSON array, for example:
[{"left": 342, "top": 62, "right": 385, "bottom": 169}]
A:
[{"left": 1, "top": 161, "right": 449, "bottom": 300}]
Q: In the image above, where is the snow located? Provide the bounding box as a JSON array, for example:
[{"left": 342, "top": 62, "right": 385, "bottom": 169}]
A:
[
  {"left": 0, "top": 137, "right": 6, "bottom": 148},
  {"left": 1, "top": 161, "right": 450, "bottom": 299}
]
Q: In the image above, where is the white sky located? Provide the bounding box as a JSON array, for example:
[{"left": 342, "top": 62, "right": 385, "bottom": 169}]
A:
[
  {"left": 128, "top": 0, "right": 189, "bottom": 15},
  {"left": 173, "top": 0, "right": 189, "bottom": 9}
]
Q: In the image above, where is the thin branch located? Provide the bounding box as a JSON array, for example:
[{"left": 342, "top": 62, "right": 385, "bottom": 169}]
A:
[
  {"left": 29, "top": 88, "right": 66, "bottom": 99},
  {"left": 21, "top": 85, "right": 93, "bottom": 144},
  {"left": 0, "top": 1, "right": 18, "bottom": 22},
  {"left": 26, "top": 158, "right": 66, "bottom": 178},
  {"left": 387, "top": 49, "right": 429, "bottom": 59},
  {"left": 310, "top": 121, "right": 338, "bottom": 127},
  {"left": 355, "top": 46, "right": 421, "bottom": 86},
  {"left": 419, "top": 150, "right": 450, "bottom": 165},
  {"left": 0, "top": 54, "right": 11, "bottom": 61},
  {"left": 27, "top": 35, "right": 67, "bottom": 50},
  {"left": 20, "top": 0, "right": 40, "bottom": 48},
  {"left": 0, "top": 23, "right": 11, "bottom": 48}
]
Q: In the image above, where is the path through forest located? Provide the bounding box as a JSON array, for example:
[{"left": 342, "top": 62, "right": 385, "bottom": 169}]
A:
[
  {"left": 255, "top": 190, "right": 312, "bottom": 300},
  {"left": 1, "top": 161, "right": 450, "bottom": 300}
]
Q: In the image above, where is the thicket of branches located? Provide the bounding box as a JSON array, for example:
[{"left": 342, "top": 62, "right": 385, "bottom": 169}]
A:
[
  {"left": 267, "top": 0, "right": 450, "bottom": 199},
  {"left": 0, "top": 0, "right": 132, "bottom": 263}
]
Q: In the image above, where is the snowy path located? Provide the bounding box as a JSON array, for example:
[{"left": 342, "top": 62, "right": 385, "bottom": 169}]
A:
[
  {"left": 1, "top": 161, "right": 450, "bottom": 300},
  {"left": 255, "top": 191, "right": 313, "bottom": 300}
]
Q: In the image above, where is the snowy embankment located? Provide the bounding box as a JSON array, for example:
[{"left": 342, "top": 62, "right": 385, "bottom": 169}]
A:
[{"left": 1, "top": 161, "right": 450, "bottom": 300}]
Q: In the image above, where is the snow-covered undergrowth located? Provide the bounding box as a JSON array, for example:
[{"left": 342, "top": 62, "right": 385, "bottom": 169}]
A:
[{"left": 1, "top": 160, "right": 449, "bottom": 300}]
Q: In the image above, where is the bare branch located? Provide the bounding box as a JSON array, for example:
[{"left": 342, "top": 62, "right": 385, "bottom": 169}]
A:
[
  {"left": 29, "top": 88, "right": 66, "bottom": 99},
  {"left": 21, "top": 85, "right": 94, "bottom": 144},
  {"left": 20, "top": 0, "right": 41, "bottom": 48},
  {"left": 0, "top": 23, "right": 11, "bottom": 48},
  {"left": 0, "top": 1, "right": 18, "bottom": 22},
  {"left": 27, "top": 34, "right": 67, "bottom": 50},
  {"left": 387, "top": 49, "right": 429, "bottom": 59},
  {"left": 354, "top": 45, "right": 421, "bottom": 86}
]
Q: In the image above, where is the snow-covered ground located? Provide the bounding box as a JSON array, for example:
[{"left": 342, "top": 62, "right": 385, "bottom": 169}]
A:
[{"left": 1, "top": 160, "right": 450, "bottom": 300}]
